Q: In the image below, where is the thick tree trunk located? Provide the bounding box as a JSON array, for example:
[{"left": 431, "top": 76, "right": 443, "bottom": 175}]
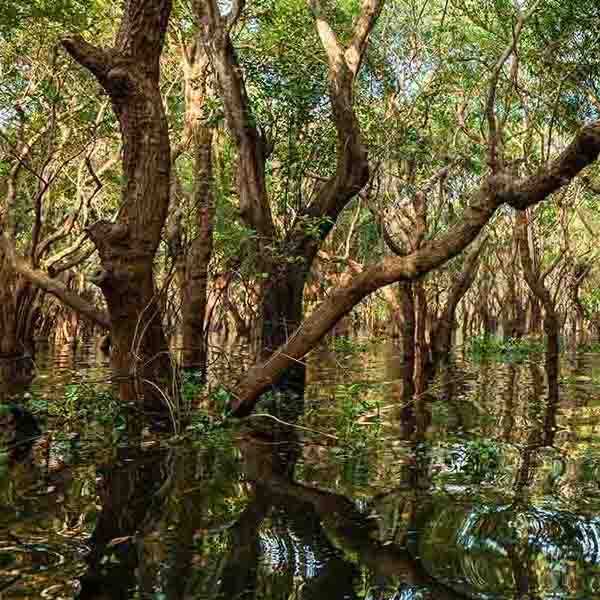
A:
[
  {"left": 261, "top": 264, "right": 306, "bottom": 354},
  {"left": 197, "top": 0, "right": 378, "bottom": 403},
  {"left": 62, "top": 0, "right": 173, "bottom": 409}
]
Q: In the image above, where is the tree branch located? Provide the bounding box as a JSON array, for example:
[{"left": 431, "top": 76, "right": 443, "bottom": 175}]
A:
[
  {"left": 227, "top": 120, "right": 600, "bottom": 415},
  {"left": 195, "top": 0, "right": 274, "bottom": 238},
  {"left": 345, "top": 0, "right": 384, "bottom": 75},
  {"left": 0, "top": 234, "right": 110, "bottom": 330},
  {"left": 61, "top": 36, "right": 113, "bottom": 83},
  {"left": 294, "top": 0, "right": 384, "bottom": 258}
]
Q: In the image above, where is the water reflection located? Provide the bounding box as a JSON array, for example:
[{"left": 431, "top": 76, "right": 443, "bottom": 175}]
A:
[{"left": 3, "top": 344, "right": 600, "bottom": 597}]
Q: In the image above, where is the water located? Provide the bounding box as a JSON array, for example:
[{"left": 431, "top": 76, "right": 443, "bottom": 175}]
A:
[{"left": 2, "top": 341, "right": 600, "bottom": 598}]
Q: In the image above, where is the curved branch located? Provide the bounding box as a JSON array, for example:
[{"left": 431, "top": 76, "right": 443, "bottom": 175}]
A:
[
  {"left": 196, "top": 0, "right": 274, "bottom": 238},
  {"left": 0, "top": 234, "right": 110, "bottom": 330},
  {"left": 227, "top": 121, "right": 600, "bottom": 415}
]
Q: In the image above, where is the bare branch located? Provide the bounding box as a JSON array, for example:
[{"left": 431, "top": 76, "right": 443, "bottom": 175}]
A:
[
  {"left": 0, "top": 233, "right": 110, "bottom": 330},
  {"left": 61, "top": 36, "right": 113, "bottom": 82},
  {"left": 345, "top": 0, "right": 385, "bottom": 75}
]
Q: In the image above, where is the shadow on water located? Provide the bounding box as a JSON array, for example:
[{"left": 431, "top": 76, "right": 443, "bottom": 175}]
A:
[{"left": 3, "top": 342, "right": 600, "bottom": 598}]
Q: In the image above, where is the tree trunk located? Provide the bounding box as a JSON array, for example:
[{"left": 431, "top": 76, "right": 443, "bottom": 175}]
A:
[
  {"left": 397, "top": 282, "right": 416, "bottom": 402},
  {"left": 196, "top": 0, "right": 378, "bottom": 401},
  {"left": 165, "top": 39, "right": 216, "bottom": 377},
  {"left": 181, "top": 127, "right": 215, "bottom": 376},
  {"left": 0, "top": 260, "right": 37, "bottom": 397},
  {"left": 62, "top": 0, "right": 172, "bottom": 409},
  {"left": 517, "top": 211, "right": 560, "bottom": 361},
  {"left": 528, "top": 296, "right": 542, "bottom": 335},
  {"left": 261, "top": 264, "right": 306, "bottom": 355},
  {"left": 431, "top": 237, "right": 485, "bottom": 365},
  {"left": 567, "top": 261, "right": 590, "bottom": 346}
]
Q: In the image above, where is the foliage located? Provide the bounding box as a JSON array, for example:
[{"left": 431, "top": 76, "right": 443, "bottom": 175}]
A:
[
  {"left": 334, "top": 380, "right": 382, "bottom": 448},
  {"left": 27, "top": 383, "right": 123, "bottom": 428},
  {"left": 436, "top": 438, "right": 501, "bottom": 483},
  {"left": 466, "top": 335, "right": 545, "bottom": 363},
  {"left": 328, "top": 336, "right": 370, "bottom": 354}
]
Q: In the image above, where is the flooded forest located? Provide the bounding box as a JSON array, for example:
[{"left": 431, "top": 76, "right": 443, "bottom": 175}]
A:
[{"left": 2, "top": 0, "right": 600, "bottom": 598}]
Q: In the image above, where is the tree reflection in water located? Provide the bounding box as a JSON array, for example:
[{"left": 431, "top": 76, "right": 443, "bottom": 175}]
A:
[{"left": 66, "top": 349, "right": 600, "bottom": 599}]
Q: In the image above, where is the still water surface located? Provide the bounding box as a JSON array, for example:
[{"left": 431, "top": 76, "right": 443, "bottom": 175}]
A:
[{"left": 2, "top": 341, "right": 600, "bottom": 599}]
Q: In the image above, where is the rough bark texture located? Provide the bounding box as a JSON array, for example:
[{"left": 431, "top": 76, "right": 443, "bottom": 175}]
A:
[
  {"left": 62, "top": 0, "right": 172, "bottom": 407},
  {"left": 228, "top": 122, "right": 600, "bottom": 416}
]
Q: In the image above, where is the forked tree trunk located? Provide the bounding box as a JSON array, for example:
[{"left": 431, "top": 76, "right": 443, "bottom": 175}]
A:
[
  {"left": 62, "top": 0, "right": 172, "bottom": 408},
  {"left": 196, "top": 0, "right": 379, "bottom": 396},
  {"left": 517, "top": 211, "right": 560, "bottom": 360}
]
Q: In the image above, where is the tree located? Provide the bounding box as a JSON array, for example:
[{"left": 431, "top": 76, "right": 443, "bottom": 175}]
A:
[
  {"left": 60, "top": 0, "right": 173, "bottom": 406},
  {"left": 194, "top": 0, "right": 381, "bottom": 377}
]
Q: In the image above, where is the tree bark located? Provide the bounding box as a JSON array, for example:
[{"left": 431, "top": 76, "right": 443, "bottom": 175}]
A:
[{"left": 62, "top": 0, "right": 173, "bottom": 408}]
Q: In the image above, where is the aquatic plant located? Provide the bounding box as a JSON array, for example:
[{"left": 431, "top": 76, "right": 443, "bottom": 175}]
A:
[{"left": 466, "top": 335, "right": 545, "bottom": 363}]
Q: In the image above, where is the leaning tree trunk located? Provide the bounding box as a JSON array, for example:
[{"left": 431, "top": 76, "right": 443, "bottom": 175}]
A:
[{"left": 62, "top": 0, "right": 172, "bottom": 409}]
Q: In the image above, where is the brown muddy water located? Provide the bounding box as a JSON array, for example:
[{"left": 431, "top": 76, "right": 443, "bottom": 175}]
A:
[{"left": 2, "top": 339, "right": 600, "bottom": 599}]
